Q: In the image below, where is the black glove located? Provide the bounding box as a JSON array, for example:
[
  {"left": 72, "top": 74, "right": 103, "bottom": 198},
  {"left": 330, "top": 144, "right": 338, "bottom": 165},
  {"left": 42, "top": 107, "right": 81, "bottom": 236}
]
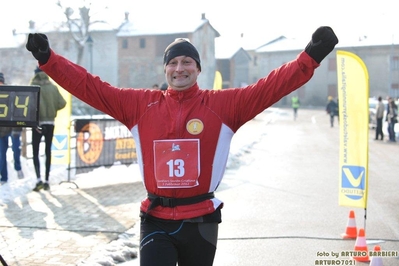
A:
[
  {"left": 26, "top": 33, "right": 51, "bottom": 64},
  {"left": 305, "top": 27, "right": 338, "bottom": 64}
]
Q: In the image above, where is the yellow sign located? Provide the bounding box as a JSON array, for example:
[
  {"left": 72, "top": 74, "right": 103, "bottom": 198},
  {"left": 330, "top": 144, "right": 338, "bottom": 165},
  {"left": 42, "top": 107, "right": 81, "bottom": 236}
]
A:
[
  {"left": 336, "top": 50, "right": 369, "bottom": 208},
  {"left": 213, "top": 71, "right": 222, "bottom": 90},
  {"left": 52, "top": 82, "right": 71, "bottom": 165}
]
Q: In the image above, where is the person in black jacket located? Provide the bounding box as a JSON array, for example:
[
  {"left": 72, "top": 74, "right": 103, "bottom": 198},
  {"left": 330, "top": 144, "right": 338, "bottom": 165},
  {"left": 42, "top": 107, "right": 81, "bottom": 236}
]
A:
[
  {"left": 326, "top": 96, "right": 338, "bottom": 127},
  {"left": 375, "top": 96, "right": 385, "bottom": 140}
]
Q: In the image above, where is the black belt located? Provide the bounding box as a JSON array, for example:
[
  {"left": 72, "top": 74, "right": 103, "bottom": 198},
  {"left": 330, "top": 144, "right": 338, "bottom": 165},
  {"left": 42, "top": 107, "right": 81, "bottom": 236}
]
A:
[{"left": 147, "top": 192, "right": 215, "bottom": 208}]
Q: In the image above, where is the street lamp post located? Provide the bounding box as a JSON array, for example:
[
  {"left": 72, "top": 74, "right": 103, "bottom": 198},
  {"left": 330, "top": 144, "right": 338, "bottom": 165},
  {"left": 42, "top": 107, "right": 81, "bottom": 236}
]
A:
[
  {"left": 85, "top": 34, "right": 95, "bottom": 115},
  {"left": 86, "top": 35, "right": 93, "bottom": 73}
]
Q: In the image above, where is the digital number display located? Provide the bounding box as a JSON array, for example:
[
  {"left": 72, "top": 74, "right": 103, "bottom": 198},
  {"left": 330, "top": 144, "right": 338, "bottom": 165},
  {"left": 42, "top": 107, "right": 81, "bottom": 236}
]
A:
[{"left": 0, "top": 85, "right": 40, "bottom": 127}]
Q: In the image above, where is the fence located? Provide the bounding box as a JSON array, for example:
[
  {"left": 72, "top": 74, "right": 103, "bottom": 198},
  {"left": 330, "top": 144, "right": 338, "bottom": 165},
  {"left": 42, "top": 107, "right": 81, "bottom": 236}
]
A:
[{"left": 19, "top": 118, "right": 137, "bottom": 183}]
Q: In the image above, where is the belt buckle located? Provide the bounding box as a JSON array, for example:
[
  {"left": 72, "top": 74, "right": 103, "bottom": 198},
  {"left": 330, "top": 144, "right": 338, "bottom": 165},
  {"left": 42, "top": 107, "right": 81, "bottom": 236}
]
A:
[{"left": 160, "top": 197, "right": 174, "bottom": 207}]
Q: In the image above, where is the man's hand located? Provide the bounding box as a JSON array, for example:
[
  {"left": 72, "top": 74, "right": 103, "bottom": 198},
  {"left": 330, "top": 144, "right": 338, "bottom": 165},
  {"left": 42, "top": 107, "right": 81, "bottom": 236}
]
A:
[
  {"left": 305, "top": 27, "right": 338, "bottom": 64},
  {"left": 26, "top": 33, "right": 51, "bottom": 64}
]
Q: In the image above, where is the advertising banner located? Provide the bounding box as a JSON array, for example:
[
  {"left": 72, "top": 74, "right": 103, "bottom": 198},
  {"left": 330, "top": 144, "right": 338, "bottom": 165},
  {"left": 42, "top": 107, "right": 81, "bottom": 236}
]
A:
[
  {"left": 75, "top": 119, "right": 136, "bottom": 173},
  {"left": 336, "top": 50, "right": 369, "bottom": 208}
]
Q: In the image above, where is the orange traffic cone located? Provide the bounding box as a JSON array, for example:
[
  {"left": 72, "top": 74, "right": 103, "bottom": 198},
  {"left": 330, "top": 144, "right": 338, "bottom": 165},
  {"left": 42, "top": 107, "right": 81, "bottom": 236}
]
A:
[
  {"left": 353, "top": 228, "right": 370, "bottom": 262},
  {"left": 341, "top": 210, "right": 357, "bottom": 239},
  {"left": 370, "top": 245, "right": 383, "bottom": 266}
]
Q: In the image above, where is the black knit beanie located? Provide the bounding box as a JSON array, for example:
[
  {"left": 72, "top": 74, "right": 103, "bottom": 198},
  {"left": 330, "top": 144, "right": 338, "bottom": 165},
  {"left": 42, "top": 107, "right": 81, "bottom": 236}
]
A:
[{"left": 163, "top": 39, "right": 201, "bottom": 71}]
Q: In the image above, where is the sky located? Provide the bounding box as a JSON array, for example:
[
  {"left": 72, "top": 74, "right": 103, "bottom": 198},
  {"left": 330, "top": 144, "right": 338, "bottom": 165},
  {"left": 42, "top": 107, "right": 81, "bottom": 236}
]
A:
[{"left": 1, "top": 0, "right": 399, "bottom": 49}]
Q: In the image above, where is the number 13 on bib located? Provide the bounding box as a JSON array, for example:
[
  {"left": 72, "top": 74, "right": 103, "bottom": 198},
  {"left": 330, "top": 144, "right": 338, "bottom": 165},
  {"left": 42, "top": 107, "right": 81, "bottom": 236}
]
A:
[{"left": 153, "top": 139, "right": 200, "bottom": 188}]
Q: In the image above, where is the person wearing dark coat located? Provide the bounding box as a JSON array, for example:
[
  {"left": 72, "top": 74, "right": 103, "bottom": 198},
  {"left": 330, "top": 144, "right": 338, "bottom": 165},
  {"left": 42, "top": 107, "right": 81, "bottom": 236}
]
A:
[{"left": 326, "top": 96, "right": 338, "bottom": 127}]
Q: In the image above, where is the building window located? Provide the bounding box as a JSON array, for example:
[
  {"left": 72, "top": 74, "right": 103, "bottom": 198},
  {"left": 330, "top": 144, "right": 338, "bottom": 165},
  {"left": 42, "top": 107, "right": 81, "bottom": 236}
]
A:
[
  {"left": 253, "top": 55, "right": 257, "bottom": 66},
  {"left": 140, "top": 38, "right": 146, "bottom": 49},
  {"left": 391, "top": 83, "right": 399, "bottom": 89},
  {"left": 122, "top": 39, "right": 128, "bottom": 49},
  {"left": 391, "top": 56, "right": 399, "bottom": 70},
  {"left": 328, "top": 58, "right": 336, "bottom": 71}
]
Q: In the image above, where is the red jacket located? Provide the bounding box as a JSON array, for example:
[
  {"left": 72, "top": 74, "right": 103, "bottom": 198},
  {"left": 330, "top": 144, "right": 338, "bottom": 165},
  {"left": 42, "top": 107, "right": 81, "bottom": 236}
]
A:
[{"left": 41, "top": 51, "right": 318, "bottom": 220}]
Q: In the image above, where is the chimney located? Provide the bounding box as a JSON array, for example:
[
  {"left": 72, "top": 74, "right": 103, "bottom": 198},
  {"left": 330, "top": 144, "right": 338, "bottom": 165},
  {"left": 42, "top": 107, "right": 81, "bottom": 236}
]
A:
[
  {"left": 125, "top": 12, "right": 129, "bottom": 21},
  {"left": 201, "top": 13, "right": 206, "bottom": 20},
  {"left": 29, "top": 20, "right": 35, "bottom": 30}
]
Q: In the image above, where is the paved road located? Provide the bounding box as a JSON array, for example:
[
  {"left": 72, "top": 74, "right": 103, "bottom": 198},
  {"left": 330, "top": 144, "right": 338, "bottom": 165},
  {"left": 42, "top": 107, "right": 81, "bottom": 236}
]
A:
[
  {"left": 0, "top": 108, "right": 398, "bottom": 266},
  {"left": 212, "top": 108, "right": 399, "bottom": 266}
]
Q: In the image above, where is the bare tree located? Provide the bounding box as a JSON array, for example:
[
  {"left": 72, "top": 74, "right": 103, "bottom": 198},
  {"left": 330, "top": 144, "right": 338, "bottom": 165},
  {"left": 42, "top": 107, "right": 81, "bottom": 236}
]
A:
[
  {"left": 57, "top": 0, "right": 107, "bottom": 66},
  {"left": 56, "top": 1, "right": 109, "bottom": 116}
]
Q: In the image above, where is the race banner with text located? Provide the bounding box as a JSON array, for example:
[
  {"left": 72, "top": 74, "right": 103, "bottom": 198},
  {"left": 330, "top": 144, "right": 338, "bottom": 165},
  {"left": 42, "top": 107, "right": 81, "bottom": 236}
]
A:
[
  {"left": 336, "top": 50, "right": 369, "bottom": 208},
  {"left": 75, "top": 119, "right": 137, "bottom": 174}
]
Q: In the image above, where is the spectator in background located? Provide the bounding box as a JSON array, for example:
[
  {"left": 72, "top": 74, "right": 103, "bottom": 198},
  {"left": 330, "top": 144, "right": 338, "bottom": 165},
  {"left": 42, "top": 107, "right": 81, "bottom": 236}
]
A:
[
  {"left": 375, "top": 96, "right": 385, "bottom": 140},
  {"left": 386, "top": 97, "right": 397, "bottom": 142},
  {"left": 0, "top": 73, "right": 24, "bottom": 184},
  {"left": 29, "top": 67, "right": 66, "bottom": 191},
  {"left": 0, "top": 128, "right": 25, "bottom": 184},
  {"left": 291, "top": 95, "right": 300, "bottom": 120},
  {"left": 326, "top": 96, "right": 338, "bottom": 127}
]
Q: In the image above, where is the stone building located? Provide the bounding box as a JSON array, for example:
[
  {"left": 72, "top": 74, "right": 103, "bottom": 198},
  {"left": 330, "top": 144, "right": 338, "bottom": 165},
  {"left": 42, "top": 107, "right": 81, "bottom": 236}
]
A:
[
  {"left": 116, "top": 13, "right": 219, "bottom": 89},
  {"left": 216, "top": 46, "right": 251, "bottom": 89},
  {"left": 1, "top": 16, "right": 399, "bottom": 109},
  {"left": 250, "top": 35, "right": 399, "bottom": 107}
]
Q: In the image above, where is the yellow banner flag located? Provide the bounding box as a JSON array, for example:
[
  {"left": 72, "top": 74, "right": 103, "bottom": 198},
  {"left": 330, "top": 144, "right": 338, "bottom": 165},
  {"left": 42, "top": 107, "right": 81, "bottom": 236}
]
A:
[
  {"left": 213, "top": 71, "right": 222, "bottom": 90},
  {"left": 337, "top": 50, "right": 369, "bottom": 208},
  {"left": 51, "top": 82, "right": 72, "bottom": 165}
]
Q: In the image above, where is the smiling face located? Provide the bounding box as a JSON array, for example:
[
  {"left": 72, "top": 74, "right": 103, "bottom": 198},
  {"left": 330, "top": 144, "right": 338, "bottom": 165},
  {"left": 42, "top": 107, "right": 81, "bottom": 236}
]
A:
[{"left": 165, "top": 56, "right": 201, "bottom": 91}]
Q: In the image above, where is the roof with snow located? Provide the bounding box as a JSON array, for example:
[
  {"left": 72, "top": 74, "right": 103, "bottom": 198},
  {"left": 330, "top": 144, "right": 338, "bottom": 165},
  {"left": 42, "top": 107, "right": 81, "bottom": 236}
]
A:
[
  {"left": 255, "top": 33, "right": 399, "bottom": 53},
  {"left": 2, "top": 16, "right": 399, "bottom": 56},
  {"left": 117, "top": 18, "right": 216, "bottom": 37}
]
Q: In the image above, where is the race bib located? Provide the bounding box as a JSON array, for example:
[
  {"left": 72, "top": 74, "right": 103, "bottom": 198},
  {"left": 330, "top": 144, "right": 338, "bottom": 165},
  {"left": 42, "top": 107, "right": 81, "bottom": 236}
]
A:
[{"left": 153, "top": 139, "right": 200, "bottom": 188}]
